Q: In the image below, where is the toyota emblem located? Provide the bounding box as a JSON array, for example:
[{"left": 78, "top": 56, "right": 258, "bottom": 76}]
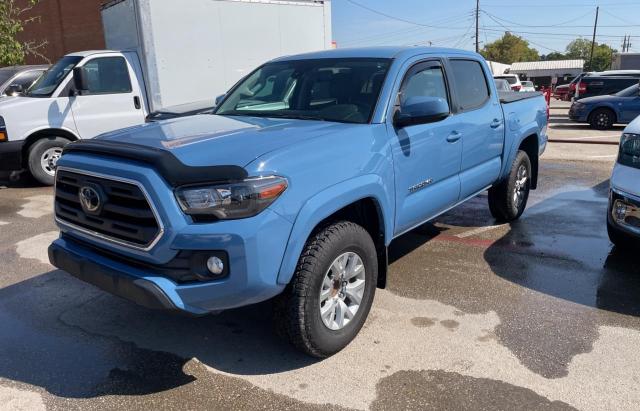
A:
[{"left": 79, "top": 185, "right": 103, "bottom": 215}]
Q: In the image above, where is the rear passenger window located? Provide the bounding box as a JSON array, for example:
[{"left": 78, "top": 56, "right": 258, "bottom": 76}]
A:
[{"left": 449, "top": 59, "right": 490, "bottom": 111}]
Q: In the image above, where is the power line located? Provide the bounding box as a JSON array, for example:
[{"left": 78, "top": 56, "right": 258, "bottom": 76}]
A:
[{"left": 343, "top": 0, "right": 469, "bottom": 29}]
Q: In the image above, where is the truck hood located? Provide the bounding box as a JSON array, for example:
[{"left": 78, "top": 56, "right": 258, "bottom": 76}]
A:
[{"left": 97, "top": 114, "right": 361, "bottom": 168}]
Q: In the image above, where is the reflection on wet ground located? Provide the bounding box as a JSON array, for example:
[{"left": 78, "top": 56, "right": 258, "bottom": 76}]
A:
[{"left": 387, "top": 160, "right": 640, "bottom": 378}]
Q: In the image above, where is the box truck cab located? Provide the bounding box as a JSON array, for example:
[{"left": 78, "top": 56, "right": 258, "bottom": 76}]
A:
[
  {"left": 0, "top": 51, "right": 148, "bottom": 185},
  {"left": 0, "top": 0, "right": 333, "bottom": 185}
]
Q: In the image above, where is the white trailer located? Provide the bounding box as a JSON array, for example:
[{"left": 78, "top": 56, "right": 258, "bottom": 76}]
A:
[{"left": 101, "top": 0, "right": 333, "bottom": 111}]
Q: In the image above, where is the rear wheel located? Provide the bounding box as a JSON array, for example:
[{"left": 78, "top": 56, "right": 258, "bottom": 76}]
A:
[
  {"left": 488, "top": 150, "right": 532, "bottom": 222},
  {"left": 273, "top": 221, "right": 377, "bottom": 357},
  {"left": 589, "top": 108, "right": 615, "bottom": 130},
  {"left": 27, "top": 137, "right": 70, "bottom": 186}
]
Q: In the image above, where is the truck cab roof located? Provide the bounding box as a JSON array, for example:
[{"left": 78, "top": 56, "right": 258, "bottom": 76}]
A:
[
  {"left": 65, "top": 50, "right": 123, "bottom": 58},
  {"left": 272, "top": 46, "right": 481, "bottom": 62}
]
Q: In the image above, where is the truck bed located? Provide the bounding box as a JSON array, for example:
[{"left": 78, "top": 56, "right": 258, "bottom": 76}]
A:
[{"left": 499, "top": 91, "right": 543, "bottom": 104}]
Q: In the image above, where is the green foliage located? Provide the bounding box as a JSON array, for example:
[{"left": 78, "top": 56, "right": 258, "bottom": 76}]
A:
[
  {"left": 565, "top": 38, "right": 616, "bottom": 72},
  {"left": 542, "top": 52, "right": 567, "bottom": 61},
  {"left": 0, "top": 0, "right": 41, "bottom": 66},
  {"left": 480, "top": 32, "right": 539, "bottom": 64}
]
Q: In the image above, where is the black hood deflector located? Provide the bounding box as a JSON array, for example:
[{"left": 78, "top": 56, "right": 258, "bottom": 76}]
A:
[{"left": 63, "top": 140, "right": 248, "bottom": 187}]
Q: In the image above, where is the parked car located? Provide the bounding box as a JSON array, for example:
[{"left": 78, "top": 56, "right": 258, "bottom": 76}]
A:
[
  {"left": 0, "top": 65, "right": 48, "bottom": 96},
  {"left": 494, "top": 78, "right": 512, "bottom": 92},
  {"left": 575, "top": 75, "right": 640, "bottom": 100},
  {"left": 569, "top": 83, "right": 640, "bottom": 129},
  {"left": 494, "top": 74, "right": 523, "bottom": 91},
  {"left": 0, "top": 0, "right": 332, "bottom": 185},
  {"left": 146, "top": 100, "right": 215, "bottom": 122},
  {"left": 608, "top": 118, "right": 640, "bottom": 248},
  {"left": 48, "top": 47, "right": 548, "bottom": 357},
  {"left": 521, "top": 81, "right": 536, "bottom": 92}
]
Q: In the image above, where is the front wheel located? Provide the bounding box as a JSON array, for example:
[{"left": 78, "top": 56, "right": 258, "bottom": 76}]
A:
[
  {"left": 589, "top": 108, "right": 615, "bottom": 130},
  {"left": 28, "top": 137, "right": 70, "bottom": 186},
  {"left": 488, "top": 150, "right": 532, "bottom": 222},
  {"left": 273, "top": 221, "right": 378, "bottom": 358}
]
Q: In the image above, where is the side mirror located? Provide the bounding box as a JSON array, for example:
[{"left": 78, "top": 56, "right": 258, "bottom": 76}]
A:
[
  {"left": 72, "top": 67, "right": 90, "bottom": 94},
  {"left": 214, "top": 94, "right": 226, "bottom": 106},
  {"left": 4, "top": 84, "right": 23, "bottom": 96},
  {"left": 394, "top": 96, "right": 450, "bottom": 128}
]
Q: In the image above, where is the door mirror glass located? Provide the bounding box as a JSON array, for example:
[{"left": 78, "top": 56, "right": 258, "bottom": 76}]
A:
[
  {"left": 73, "top": 67, "right": 90, "bottom": 94},
  {"left": 215, "top": 94, "right": 226, "bottom": 106},
  {"left": 4, "top": 84, "right": 23, "bottom": 96},
  {"left": 394, "top": 96, "right": 449, "bottom": 128}
]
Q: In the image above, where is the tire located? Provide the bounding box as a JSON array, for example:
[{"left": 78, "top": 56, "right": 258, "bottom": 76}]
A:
[
  {"left": 27, "top": 137, "right": 70, "bottom": 186},
  {"left": 488, "top": 150, "right": 532, "bottom": 222},
  {"left": 589, "top": 108, "right": 615, "bottom": 130},
  {"left": 273, "top": 221, "right": 378, "bottom": 358}
]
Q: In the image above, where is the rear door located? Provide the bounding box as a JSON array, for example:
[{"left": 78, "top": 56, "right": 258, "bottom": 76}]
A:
[
  {"left": 70, "top": 56, "right": 145, "bottom": 139},
  {"left": 620, "top": 96, "right": 640, "bottom": 123},
  {"left": 390, "top": 59, "right": 462, "bottom": 235},
  {"left": 448, "top": 58, "right": 504, "bottom": 199}
]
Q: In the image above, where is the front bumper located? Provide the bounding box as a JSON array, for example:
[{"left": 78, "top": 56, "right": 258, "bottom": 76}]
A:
[
  {"left": 608, "top": 188, "right": 640, "bottom": 239},
  {"left": 50, "top": 153, "right": 293, "bottom": 315},
  {"left": 568, "top": 106, "right": 587, "bottom": 122},
  {"left": 0, "top": 141, "right": 23, "bottom": 171}
]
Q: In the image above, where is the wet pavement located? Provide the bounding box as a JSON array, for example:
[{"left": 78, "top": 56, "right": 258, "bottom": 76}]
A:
[{"left": 1, "top": 155, "right": 639, "bottom": 410}]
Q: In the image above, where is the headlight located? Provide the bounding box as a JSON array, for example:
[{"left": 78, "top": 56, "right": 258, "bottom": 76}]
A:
[
  {"left": 619, "top": 133, "right": 640, "bottom": 169},
  {"left": 175, "top": 175, "right": 288, "bottom": 220}
]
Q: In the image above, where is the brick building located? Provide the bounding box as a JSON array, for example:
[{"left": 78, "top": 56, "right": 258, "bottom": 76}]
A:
[{"left": 17, "top": 0, "right": 106, "bottom": 65}]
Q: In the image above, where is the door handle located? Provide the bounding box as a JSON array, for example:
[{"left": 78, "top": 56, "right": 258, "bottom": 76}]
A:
[
  {"left": 133, "top": 96, "right": 141, "bottom": 110},
  {"left": 446, "top": 131, "right": 462, "bottom": 143},
  {"left": 490, "top": 118, "right": 502, "bottom": 128}
]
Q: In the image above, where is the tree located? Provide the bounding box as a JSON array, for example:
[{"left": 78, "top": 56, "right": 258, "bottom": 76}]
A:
[
  {"left": 0, "top": 0, "right": 46, "bottom": 66},
  {"left": 565, "top": 38, "right": 616, "bottom": 72},
  {"left": 542, "top": 52, "right": 567, "bottom": 61},
  {"left": 480, "top": 32, "right": 539, "bottom": 64}
]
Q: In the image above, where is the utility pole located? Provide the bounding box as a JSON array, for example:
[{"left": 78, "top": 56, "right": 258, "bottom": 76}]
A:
[
  {"left": 475, "top": 0, "right": 480, "bottom": 53},
  {"left": 622, "top": 35, "right": 627, "bottom": 53},
  {"left": 588, "top": 6, "right": 599, "bottom": 71}
]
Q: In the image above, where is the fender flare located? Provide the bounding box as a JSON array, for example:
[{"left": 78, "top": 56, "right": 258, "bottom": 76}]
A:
[
  {"left": 500, "top": 123, "right": 540, "bottom": 183},
  {"left": 276, "top": 174, "right": 394, "bottom": 285}
]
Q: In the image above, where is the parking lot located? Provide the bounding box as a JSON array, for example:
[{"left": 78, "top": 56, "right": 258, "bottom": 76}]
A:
[{"left": 0, "top": 103, "right": 638, "bottom": 410}]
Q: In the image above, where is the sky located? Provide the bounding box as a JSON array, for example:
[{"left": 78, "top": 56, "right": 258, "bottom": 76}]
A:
[{"left": 331, "top": 0, "right": 640, "bottom": 55}]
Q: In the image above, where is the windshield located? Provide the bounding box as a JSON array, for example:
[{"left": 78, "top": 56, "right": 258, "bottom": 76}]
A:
[
  {"left": 215, "top": 58, "right": 391, "bottom": 124},
  {"left": 495, "top": 76, "right": 517, "bottom": 85},
  {"left": 615, "top": 84, "right": 639, "bottom": 97},
  {"left": 0, "top": 69, "right": 19, "bottom": 85},
  {"left": 26, "top": 56, "right": 82, "bottom": 97}
]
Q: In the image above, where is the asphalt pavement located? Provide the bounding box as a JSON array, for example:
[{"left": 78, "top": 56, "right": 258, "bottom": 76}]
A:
[{"left": 0, "top": 111, "right": 638, "bottom": 410}]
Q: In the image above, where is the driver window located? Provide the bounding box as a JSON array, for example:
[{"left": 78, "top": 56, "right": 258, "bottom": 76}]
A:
[
  {"left": 401, "top": 66, "right": 448, "bottom": 105},
  {"left": 81, "top": 57, "right": 132, "bottom": 95}
]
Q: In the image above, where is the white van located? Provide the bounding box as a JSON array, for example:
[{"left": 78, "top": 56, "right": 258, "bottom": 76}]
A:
[
  {"left": 494, "top": 74, "right": 523, "bottom": 92},
  {"left": 0, "top": 0, "right": 332, "bottom": 185}
]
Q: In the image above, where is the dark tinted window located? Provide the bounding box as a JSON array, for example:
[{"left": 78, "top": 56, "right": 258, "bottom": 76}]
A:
[
  {"left": 0, "top": 69, "right": 19, "bottom": 85},
  {"left": 12, "top": 71, "right": 44, "bottom": 89},
  {"left": 401, "top": 65, "right": 448, "bottom": 104},
  {"left": 82, "top": 57, "right": 132, "bottom": 94},
  {"left": 450, "top": 60, "right": 490, "bottom": 111},
  {"left": 495, "top": 75, "right": 517, "bottom": 85}
]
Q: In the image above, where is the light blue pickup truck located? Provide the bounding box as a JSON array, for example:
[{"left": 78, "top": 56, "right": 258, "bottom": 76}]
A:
[{"left": 48, "top": 47, "right": 548, "bottom": 357}]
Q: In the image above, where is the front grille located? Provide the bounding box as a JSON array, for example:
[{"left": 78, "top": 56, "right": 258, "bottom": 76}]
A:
[{"left": 55, "top": 169, "right": 161, "bottom": 248}]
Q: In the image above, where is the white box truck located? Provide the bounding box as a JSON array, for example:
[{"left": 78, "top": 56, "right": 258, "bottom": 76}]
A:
[{"left": 0, "top": 0, "right": 331, "bottom": 185}]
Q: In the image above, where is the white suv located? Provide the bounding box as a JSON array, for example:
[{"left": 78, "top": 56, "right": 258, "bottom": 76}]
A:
[
  {"left": 494, "top": 74, "right": 523, "bottom": 92},
  {"left": 608, "top": 116, "right": 640, "bottom": 249}
]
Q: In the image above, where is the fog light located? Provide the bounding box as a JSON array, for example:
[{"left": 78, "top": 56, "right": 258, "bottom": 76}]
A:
[{"left": 206, "top": 256, "right": 224, "bottom": 275}]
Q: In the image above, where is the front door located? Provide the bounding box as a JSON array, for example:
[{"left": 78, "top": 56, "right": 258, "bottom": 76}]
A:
[
  {"left": 70, "top": 56, "right": 145, "bottom": 139},
  {"left": 391, "top": 61, "right": 462, "bottom": 236}
]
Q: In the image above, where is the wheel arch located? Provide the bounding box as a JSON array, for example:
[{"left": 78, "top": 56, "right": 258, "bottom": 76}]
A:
[
  {"left": 587, "top": 105, "right": 617, "bottom": 124},
  {"left": 277, "top": 175, "right": 393, "bottom": 289},
  {"left": 21, "top": 128, "right": 79, "bottom": 168}
]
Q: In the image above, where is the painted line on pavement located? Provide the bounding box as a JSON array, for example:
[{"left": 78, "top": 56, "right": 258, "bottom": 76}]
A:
[{"left": 455, "top": 224, "right": 506, "bottom": 238}]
